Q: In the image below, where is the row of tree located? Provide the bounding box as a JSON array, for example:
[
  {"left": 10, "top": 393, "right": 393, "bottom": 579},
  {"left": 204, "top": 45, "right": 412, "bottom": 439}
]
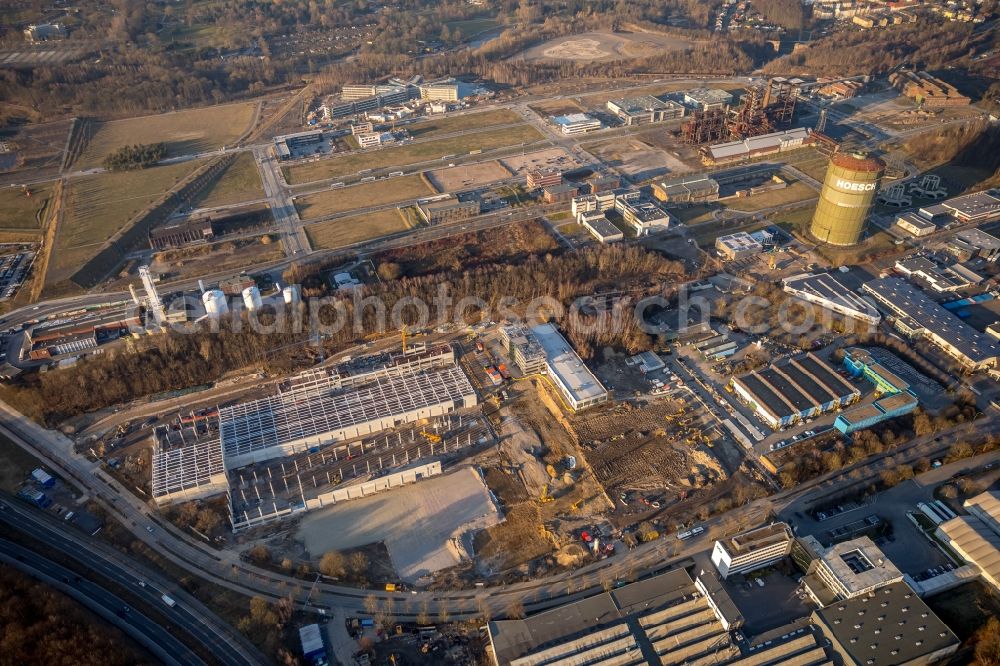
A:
[{"left": 102, "top": 142, "right": 167, "bottom": 171}]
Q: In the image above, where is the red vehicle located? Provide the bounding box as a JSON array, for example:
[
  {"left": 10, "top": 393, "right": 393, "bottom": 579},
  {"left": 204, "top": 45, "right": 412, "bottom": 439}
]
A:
[
  {"left": 497, "top": 363, "right": 510, "bottom": 380},
  {"left": 475, "top": 340, "right": 485, "bottom": 353},
  {"left": 581, "top": 530, "right": 593, "bottom": 543}
]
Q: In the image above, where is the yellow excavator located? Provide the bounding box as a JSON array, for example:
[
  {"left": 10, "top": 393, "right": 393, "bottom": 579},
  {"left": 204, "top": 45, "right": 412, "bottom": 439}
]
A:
[
  {"left": 539, "top": 484, "right": 554, "bottom": 503},
  {"left": 419, "top": 430, "right": 442, "bottom": 443}
]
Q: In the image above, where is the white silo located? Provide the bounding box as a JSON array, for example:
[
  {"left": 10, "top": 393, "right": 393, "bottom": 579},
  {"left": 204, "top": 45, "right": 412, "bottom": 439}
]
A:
[
  {"left": 282, "top": 285, "right": 300, "bottom": 305},
  {"left": 202, "top": 289, "right": 228, "bottom": 317},
  {"left": 242, "top": 285, "right": 263, "bottom": 312}
]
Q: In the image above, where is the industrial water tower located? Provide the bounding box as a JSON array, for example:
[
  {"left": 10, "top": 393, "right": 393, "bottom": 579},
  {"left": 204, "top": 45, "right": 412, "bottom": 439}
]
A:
[{"left": 809, "top": 151, "right": 885, "bottom": 246}]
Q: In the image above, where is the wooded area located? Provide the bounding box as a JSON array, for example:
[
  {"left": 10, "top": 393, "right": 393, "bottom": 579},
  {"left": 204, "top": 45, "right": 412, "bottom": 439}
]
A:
[
  {"left": 2, "top": 242, "right": 688, "bottom": 424},
  {"left": 102, "top": 143, "right": 167, "bottom": 171},
  {"left": 0, "top": 564, "right": 153, "bottom": 665}
]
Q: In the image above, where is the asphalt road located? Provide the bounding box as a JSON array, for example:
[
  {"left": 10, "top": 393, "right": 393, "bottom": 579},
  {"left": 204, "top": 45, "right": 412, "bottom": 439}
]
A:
[
  {"left": 0, "top": 496, "right": 266, "bottom": 666},
  {"left": 0, "top": 537, "right": 205, "bottom": 666}
]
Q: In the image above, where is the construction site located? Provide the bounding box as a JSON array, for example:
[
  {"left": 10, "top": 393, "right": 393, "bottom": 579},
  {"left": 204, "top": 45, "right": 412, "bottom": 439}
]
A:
[{"left": 150, "top": 343, "right": 490, "bottom": 531}]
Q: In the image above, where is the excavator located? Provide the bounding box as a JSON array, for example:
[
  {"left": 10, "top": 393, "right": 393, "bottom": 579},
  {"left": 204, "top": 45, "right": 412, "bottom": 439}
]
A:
[
  {"left": 419, "top": 430, "right": 441, "bottom": 443},
  {"left": 539, "top": 484, "right": 554, "bottom": 503}
]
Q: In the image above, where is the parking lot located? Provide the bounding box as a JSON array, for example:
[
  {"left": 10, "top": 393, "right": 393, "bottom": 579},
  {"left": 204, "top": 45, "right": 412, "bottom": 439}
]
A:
[{"left": 779, "top": 477, "right": 952, "bottom": 577}]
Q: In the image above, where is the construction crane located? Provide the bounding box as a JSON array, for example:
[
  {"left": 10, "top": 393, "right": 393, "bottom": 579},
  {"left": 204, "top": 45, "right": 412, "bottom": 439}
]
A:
[
  {"left": 539, "top": 485, "right": 554, "bottom": 503},
  {"left": 401, "top": 325, "right": 408, "bottom": 353}
]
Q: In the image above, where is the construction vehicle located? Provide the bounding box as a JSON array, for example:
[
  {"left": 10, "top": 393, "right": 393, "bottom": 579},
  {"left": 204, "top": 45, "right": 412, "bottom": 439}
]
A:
[
  {"left": 539, "top": 485, "right": 554, "bottom": 503},
  {"left": 546, "top": 464, "right": 557, "bottom": 479},
  {"left": 497, "top": 363, "right": 510, "bottom": 380},
  {"left": 570, "top": 498, "right": 583, "bottom": 512},
  {"left": 419, "top": 430, "right": 441, "bottom": 444},
  {"left": 475, "top": 339, "right": 485, "bottom": 353}
]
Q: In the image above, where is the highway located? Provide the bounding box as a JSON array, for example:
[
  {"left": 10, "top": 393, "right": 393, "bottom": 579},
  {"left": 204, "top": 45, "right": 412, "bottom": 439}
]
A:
[
  {"left": 0, "top": 537, "right": 205, "bottom": 666},
  {"left": 0, "top": 495, "right": 267, "bottom": 665},
  {"left": 253, "top": 146, "right": 311, "bottom": 257},
  {"left": 0, "top": 389, "right": 986, "bottom": 622}
]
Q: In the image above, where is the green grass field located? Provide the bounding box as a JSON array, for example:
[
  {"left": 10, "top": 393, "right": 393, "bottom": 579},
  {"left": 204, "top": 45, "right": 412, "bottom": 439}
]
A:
[
  {"left": 406, "top": 108, "right": 522, "bottom": 140},
  {"left": 0, "top": 184, "right": 54, "bottom": 230},
  {"left": 74, "top": 102, "right": 257, "bottom": 169},
  {"left": 726, "top": 182, "right": 818, "bottom": 213},
  {"left": 294, "top": 175, "right": 433, "bottom": 220},
  {"left": 49, "top": 160, "right": 206, "bottom": 283},
  {"left": 445, "top": 16, "right": 499, "bottom": 35},
  {"left": 192, "top": 152, "right": 264, "bottom": 208},
  {"left": 284, "top": 124, "right": 544, "bottom": 185},
  {"left": 305, "top": 209, "right": 410, "bottom": 249}
]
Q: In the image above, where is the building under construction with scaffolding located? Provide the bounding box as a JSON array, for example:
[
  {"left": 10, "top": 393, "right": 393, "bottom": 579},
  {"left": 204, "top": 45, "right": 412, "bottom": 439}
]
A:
[
  {"left": 150, "top": 344, "right": 490, "bottom": 529},
  {"left": 681, "top": 78, "right": 803, "bottom": 145}
]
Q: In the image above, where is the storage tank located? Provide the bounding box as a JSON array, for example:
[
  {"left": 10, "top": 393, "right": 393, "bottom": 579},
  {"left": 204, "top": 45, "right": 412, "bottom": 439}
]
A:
[
  {"left": 282, "top": 285, "right": 300, "bottom": 305},
  {"left": 202, "top": 289, "right": 228, "bottom": 317},
  {"left": 242, "top": 285, "right": 263, "bottom": 312},
  {"left": 809, "top": 151, "right": 885, "bottom": 246}
]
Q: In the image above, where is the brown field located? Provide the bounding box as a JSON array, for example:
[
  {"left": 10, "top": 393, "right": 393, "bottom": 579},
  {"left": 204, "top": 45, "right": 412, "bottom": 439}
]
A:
[
  {"left": 48, "top": 160, "right": 206, "bottom": 284},
  {"left": 283, "top": 125, "right": 545, "bottom": 185},
  {"left": 427, "top": 160, "right": 510, "bottom": 191},
  {"left": 192, "top": 152, "right": 264, "bottom": 209},
  {"left": 725, "top": 182, "right": 818, "bottom": 212},
  {"left": 294, "top": 174, "right": 432, "bottom": 220},
  {"left": 406, "top": 108, "right": 522, "bottom": 140},
  {"left": 146, "top": 235, "right": 284, "bottom": 283},
  {"left": 515, "top": 30, "right": 696, "bottom": 63},
  {"left": 304, "top": 209, "right": 410, "bottom": 249},
  {"left": 0, "top": 118, "right": 75, "bottom": 187},
  {"left": 73, "top": 102, "right": 258, "bottom": 169},
  {"left": 528, "top": 99, "right": 585, "bottom": 117},
  {"left": 0, "top": 183, "right": 54, "bottom": 230},
  {"left": 500, "top": 148, "right": 580, "bottom": 176}
]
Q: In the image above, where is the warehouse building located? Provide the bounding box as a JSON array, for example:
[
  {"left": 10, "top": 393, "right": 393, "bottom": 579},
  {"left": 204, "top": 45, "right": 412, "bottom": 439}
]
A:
[
  {"left": 862, "top": 277, "right": 1000, "bottom": 371},
  {"left": 614, "top": 197, "right": 674, "bottom": 236},
  {"left": 27, "top": 309, "right": 142, "bottom": 360},
  {"left": 921, "top": 189, "right": 1000, "bottom": 225},
  {"left": 894, "top": 255, "right": 980, "bottom": 293},
  {"left": 151, "top": 433, "right": 228, "bottom": 505},
  {"left": 487, "top": 568, "right": 749, "bottom": 666},
  {"left": 683, "top": 88, "right": 733, "bottom": 110},
  {"left": 894, "top": 211, "right": 936, "bottom": 237},
  {"left": 579, "top": 212, "right": 624, "bottom": 243},
  {"left": 716, "top": 231, "right": 763, "bottom": 260},
  {"left": 416, "top": 195, "right": 479, "bottom": 224},
  {"left": 731, "top": 353, "right": 860, "bottom": 429},
  {"left": 218, "top": 346, "right": 477, "bottom": 468},
  {"left": 652, "top": 174, "right": 720, "bottom": 204},
  {"left": 273, "top": 129, "right": 325, "bottom": 160},
  {"left": 711, "top": 522, "right": 794, "bottom": 579},
  {"left": 703, "top": 128, "right": 811, "bottom": 165},
  {"left": 149, "top": 217, "right": 215, "bottom": 250},
  {"left": 552, "top": 113, "right": 602, "bottom": 135},
  {"left": 606, "top": 96, "right": 685, "bottom": 125},
  {"left": 953, "top": 227, "right": 1000, "bottom": 262},
  {"left": 530, "top": 323, "right": 608, "bottom": 410},
  {"left": 782, "top": 272, "right": 881, "bottom": 324},
  {"left": 889, "top": 70, "right": 971, "bottom": 107},
  {"left": 834, "top": 347, "right": 919, "bottom": 433},
  {"left": 811, "top": 582, "right": 959, "bottom": 666},
  {"left": 801, "top": 536, "right": 904, "bottom": 606},
  {"left": 936, "top": 491, "right": 1000, "bottom": 592}
]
